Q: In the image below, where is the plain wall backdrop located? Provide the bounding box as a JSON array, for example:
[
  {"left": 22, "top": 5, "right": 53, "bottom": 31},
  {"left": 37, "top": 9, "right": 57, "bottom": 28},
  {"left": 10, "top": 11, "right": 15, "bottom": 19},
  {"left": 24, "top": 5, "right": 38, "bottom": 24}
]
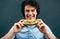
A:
[{"left": 0, "top": 0, "right": 60, "bottom": 39}]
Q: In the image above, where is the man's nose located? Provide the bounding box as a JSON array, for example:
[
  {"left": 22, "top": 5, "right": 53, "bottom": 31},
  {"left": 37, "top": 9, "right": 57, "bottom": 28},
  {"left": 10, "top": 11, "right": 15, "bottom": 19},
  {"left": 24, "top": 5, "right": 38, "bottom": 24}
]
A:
[{"left": 29, "top": 11, "right": 32, "bottom": 15}]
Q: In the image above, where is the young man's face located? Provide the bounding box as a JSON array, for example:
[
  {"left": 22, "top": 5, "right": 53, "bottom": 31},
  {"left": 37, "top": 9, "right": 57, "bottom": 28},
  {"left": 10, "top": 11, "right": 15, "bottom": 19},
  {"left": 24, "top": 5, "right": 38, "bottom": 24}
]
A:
[{"left": 24, "top": 5, "right": 37, "bottom": 20}]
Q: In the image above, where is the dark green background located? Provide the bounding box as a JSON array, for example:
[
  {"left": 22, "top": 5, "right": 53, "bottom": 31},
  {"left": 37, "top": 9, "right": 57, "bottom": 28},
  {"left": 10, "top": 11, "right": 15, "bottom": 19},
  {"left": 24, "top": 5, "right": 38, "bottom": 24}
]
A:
[{"left": 0, "top": 0, "right": 60, "bottom": 39}]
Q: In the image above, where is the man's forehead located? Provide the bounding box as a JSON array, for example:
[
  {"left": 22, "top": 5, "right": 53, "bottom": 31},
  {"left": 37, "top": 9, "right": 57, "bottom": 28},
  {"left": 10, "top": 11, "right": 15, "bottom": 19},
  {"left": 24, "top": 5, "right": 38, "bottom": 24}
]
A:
[{"left": 25, "top": 5, "right": 36, "bottom": 9}]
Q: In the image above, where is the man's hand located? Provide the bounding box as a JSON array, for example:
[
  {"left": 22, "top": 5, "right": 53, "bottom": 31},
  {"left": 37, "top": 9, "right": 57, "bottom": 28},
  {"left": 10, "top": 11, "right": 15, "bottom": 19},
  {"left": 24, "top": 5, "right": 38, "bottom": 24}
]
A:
[
  {"left": 12, "top": 19, "right": 24, "bottom": 33},
  {"left": 36, "top": 19, "right": 57, "bottom": 39},
  {"left": 36, "top": 19, "right": 48, "bottom": 34},
  {"left": 1, "top": 19, "right": 25, "bottom": 39}
]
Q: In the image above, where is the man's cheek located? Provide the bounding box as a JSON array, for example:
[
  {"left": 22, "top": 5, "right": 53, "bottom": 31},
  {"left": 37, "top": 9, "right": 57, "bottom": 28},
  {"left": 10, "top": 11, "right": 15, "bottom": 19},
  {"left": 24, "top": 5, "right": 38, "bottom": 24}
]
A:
[
  {"left": 26, "top": 14, "right": 29, "bottom": 17},
  {"left": 32, "top": 14, "right": 35, "bottom": 17}
]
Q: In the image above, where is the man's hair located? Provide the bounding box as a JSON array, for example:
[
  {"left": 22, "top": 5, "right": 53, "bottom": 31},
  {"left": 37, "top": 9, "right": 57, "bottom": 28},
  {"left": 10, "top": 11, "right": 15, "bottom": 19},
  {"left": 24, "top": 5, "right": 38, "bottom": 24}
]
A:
[{"left": 21, "top": 0, "right": 40, "bottom": 17}]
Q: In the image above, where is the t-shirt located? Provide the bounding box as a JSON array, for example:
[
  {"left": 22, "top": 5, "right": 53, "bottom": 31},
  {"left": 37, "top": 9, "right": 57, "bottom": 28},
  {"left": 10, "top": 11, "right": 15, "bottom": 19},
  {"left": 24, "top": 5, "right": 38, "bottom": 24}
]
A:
[{"left": 12, "top": 25, "right": 53, "bottom": 39}]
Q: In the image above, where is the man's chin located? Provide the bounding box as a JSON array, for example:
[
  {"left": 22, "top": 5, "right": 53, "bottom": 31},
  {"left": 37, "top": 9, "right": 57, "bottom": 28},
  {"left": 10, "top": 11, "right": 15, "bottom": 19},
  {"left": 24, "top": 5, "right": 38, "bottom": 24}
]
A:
[{"left": 26, "top": 18, "right": 36, "bottom": 20}]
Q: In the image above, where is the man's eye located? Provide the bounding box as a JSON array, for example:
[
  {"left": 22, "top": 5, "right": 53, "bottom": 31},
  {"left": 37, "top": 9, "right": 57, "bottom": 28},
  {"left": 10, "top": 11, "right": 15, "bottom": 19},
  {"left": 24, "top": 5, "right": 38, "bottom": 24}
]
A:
[
  {"left": 32, "top": 10, "right": 34, "bottom": 12},
  {"left": 26, "top": 10, "right": 29, "bottom": 12}
]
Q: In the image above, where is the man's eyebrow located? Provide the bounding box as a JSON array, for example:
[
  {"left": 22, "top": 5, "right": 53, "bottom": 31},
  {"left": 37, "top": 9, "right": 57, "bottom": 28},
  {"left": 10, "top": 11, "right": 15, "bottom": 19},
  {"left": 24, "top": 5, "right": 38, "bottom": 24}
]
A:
[{"left": 26, "top": 10, "right": 29, "bottom": 12}]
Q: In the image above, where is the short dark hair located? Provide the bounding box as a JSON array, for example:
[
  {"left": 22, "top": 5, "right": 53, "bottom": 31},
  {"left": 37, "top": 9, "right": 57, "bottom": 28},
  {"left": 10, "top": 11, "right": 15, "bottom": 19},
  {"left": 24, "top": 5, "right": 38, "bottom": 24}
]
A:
[{"left": 21, "top": 0, "right": 40, "bottom": 17}]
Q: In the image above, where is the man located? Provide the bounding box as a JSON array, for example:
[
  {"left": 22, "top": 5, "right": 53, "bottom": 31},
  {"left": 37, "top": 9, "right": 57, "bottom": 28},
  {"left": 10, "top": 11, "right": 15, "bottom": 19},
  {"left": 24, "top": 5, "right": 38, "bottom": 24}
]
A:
[{"left": 1, "top": 0, "right": 57, "bottom": 39}]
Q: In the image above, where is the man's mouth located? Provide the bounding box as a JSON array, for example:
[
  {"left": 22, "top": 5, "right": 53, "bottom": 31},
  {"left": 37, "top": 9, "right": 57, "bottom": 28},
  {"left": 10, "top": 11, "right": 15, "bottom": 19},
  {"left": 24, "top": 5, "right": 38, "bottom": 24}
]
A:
[
  {"left": 26, "top": 14, "right": 35, "bottom": 18},
  {"left": 27, "top": 16, "right": 34, "bottom": 18}
]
